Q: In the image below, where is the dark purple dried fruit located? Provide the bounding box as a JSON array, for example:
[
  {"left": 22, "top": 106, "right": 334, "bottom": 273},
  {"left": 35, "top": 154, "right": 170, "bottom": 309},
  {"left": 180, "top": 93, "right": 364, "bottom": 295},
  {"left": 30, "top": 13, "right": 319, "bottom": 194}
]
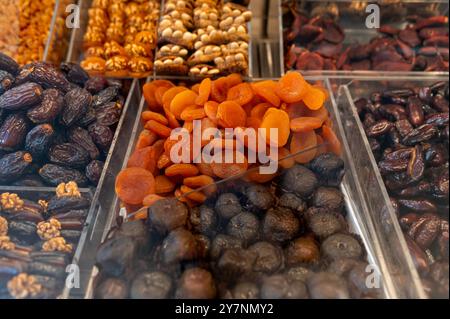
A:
[
  {"left": 25, "top": 123, "right": 55, "bottom": 160},
  {"left": 47, "top": 195, "right": 90, "bottom": 215},
  {"left": 307, "top": 272, "right": 350, "bottom": 299},
  {"left": 95, "top": 278, "right": 128, "bottom": 299},
  {"left": 210, "top": 234, "right": 243, "bottom": 260},
  {"left": 95, "top": 102, "right": 121, "bottom": 127},
  {"left": 38, "top": 164, "right": 88, "bottom": 186},
  {"left": 49, "top": 143, "right": 90, "bottom": 168},
  {"left": 321, "top": 233, "right": 362, "bottom": 261},
  {"left": 67, "top": 126, "right": 100, "bottom": 160},
  {"left": 281, "top": 165, "right": 318, "bottom": 198},
  {"left": 407, "top": 145, "right": 425, "bottom": 181},
  {"left": 366, "top": 120, "right": 394, "bottom": 137},
  {"left": 27, "top": 89, "right": 64, "bottom": 124},
  {"left": 263, "top": 207, "right": 300, "bottom": 243},
  {"left": 77, "top": 107, "right": 96, "bottom": 127},
  {"left": 85, "top": 160, "right": 104, "bottom": 185},
  {"left": 407, "top": 96, "right": 425, "bottom": 126},
  {"left": 88, "top": 123, "right": 113, "bottom": 152},
  {"left": 217, "top": 248, "right": 256, "bottom": 280},
  {"left": 227, "top": 212, "right": 260, "bottom": 243},
  {"left": 61, "top": 88, "right": 92, "bottom": 127},
  {"left": 408, "top": 214, "right": 441, "bottom": 249},
  {"left": 244, "top": 184, "right": 275, "bottom": 212},
  {"left": 379, "top": 104, "right": 407, "bottom": 121},
  {"left": 162, "top": 228, "right": 198, "bottom": 264},
  {"left": 147, "top": 198, "right": 188, "bottom": 234},
  {"left": 96, "top": 235, "right": 138, "bottom": 277},
  {"left": 15, "top": 62, "right": 70, "bottom": 92},
  {"left": 308, "top": 212, "right": 345, "bottom": 239},
  {"left": 285, "top": 236, "right": 320, "bottom": 266},
  {"left": 312, "top": 187, "right": 344, "bottom": 212},
  {"left": 0, "top": 70, "right": 14, "bottom": 95},
  {"left": 425, "top": 113, "right": 449, "bottom": 127},
  {"left": 60, "top": 62, "right": 89, "bottom": 87},
  {"left": 175, "top": 268, "right": 216, "bottom": 299},
  {"left": 278, "top": 193, "right": 307, "bottom": 215},
  {"left": 0, "top": 52, "right": 19, "bottom": 75},
  {"left": 402, "top": 124, "right": 438, "bottom": 145},
  {"left": 215, "top": 193, "right": 242, "bottom": 219},
  {"left": 189, "top": 205, "right": 217, "bottom": 236},
  {"left": 92, "top": 86, "right": 119, "bottom": 108},
  {"left": 0, "top": 113, "right": 29, "bottom": 152},
  {"left": 130, "top": 272, "right": 172, "bottom": 299},
  {"left": 248, "top": 241, "right": 283, "bottom": 274},
  {"left": 0, "top": 82, "right": 43, "bottom": 111},
  {"left": 0, "top": 151, "right": 33, "bottom": 182},
  {"left": 398, "top": 198, "right": 437, "bottom": 214},
  {"left": 309, "top": 152, "right": 345, "bottom": 187},
  {"left": 84, "top": 76, "right": 108, "bottom": 94},
  {"left": 261, "top": 275, "right": 308, "bottom": 299}
]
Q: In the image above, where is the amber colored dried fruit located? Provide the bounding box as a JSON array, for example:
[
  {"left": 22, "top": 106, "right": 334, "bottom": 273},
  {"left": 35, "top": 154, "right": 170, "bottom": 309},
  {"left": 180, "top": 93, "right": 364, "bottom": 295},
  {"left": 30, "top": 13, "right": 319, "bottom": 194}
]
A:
[
  {"left": 0, "top": 82, "right": 43, "bottom": 111},
  {"left": 204, "top": 101, "right": 219, "bottom": 124},
  {"left": 250, "top": 103, "right": 272, "bottom": 120},
  {"left": 170, "top": 90, "right": 198, "bottom": 120},
  {"left": 136, "top": 130, "right": 158, "bottom": 149},
  {"left": 216, "top": 101, "right": 247, "bottom": 128},
  {"left": 197, "top": 162, "right": 216, "bottom": 177},
  {"left": 211, "top": 76, "right": 240, "bottom": 103},
  {"left": 0, "top": 151, "right": 33, "bottom": 183},
  {"left": 0, "top": 113, "right": 29, "bottom": 152},
  {"left": 162, "top": 87, "right": 187, "bottom": 111},
  {"left": 27, "top": 89, "right": 64, "bottom": 124},
  {"left": 143, "top": 81, "right": 174, "bottom": 111},
  {"left": 290, "top": 131, "right": 318, "bottom": 164},
  {"left": 315, "top": 134, "right": 327, "bottom": 156},
  {"left": 127, "top": 146, "right": 157, "bottom": 174},
  {"left": 183, "top": 175, "right": 217, "bottom": 195},
  {"left": 245, "top": 168, "right": 277, "bottom": 183},
  {"left": 115, "top": 167, "right": 156, "bottom": 205},
  {"left": 303, "top": 86, "right": 326, "bottom": 110},
  {"left": 322, "top": 125, "right": 342, "bottom": 156},
  {"left": 180, "top": 106, "right": 206, "bottom": 121},
  {"left": 61, "top": 88, "right": 92, "bottom": 127},
  {"left": 211, "top": 151, "right": 248, "bottom": 178},
  {"left": 285, "top": 102, "right": 307, "bottom": 119},
  {"left": 275, "top": 72, "right": 308, "bottom": 103},
  {"left": 145, "top": 120, "right": 172, "bottom": 138},
  {"left": 155, "top": 175, "right": 176, "bottom": 194},
  {"left": 290, "top": 117, "right": 323, "bottom": 132},
  {"left": 227, "top": 83, "right": 254, "bottom": 106},
  {"left": 260, "top": 108, "right": 290, "bottom": 147},
  {"left": 25, "top": 124, "right": 55, "bottom": 160},
  {"left": 304, "top": 106, "right": 329, "bottom": 123},
  {"left": 180, "top": 185, "right": 207, "bottom": 203},
  {"left": 195, "top": 78, "right": 212, "bottom": 106},
  {"left": 278, "top": 147, "right": 295, "bottom": 169},
  {"left": 155, "top": 86, "right": 171, "bottom": 107},
  {"left": 142, "top": 111, "right": 169, "bottom": 126},
  {"left": 165, "top": 164, "right": 199, "bottom": 177},
  {"left": 39, "top": 164, "right": 88, "bottom": 187},
  {"left": 251, "top": 81, "right": 280, "bottom": 107}
]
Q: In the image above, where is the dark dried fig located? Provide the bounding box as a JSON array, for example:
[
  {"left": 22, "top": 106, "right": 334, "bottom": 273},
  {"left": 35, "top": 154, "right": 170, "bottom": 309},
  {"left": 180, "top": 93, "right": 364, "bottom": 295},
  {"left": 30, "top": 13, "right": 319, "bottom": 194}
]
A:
[
  {"left": 0, "top": 82, "right": 43, "bottom": 111},
  {"left": 49, "top": 143, "right": 90, "bottom": 168},
  {"left": 39, "top": 164, "right": 88, "bottom": 186},
  {"left": 0, "top": 151, "right": 33, "bottom": 182},
  {"left": 281, "top": 165, "right": 318, "bottom": 198},
  {"left": 27, "top": 89, "right": 64, "bottom": 124},
  {"left": 96, "top": 236, "right": 138, "bottom": 277},
  {"left": 309, "top": 153, "right": 345, "bottom": 187},
  {"left": 0, "top": 113, "right": 29, "bottom": 151},
  {"left": 61, "top": 88, "right": 92, "bottom": 127},
  {"left": 25, "top": 123, "right": 55, "bottom": 160},
  {"left": 67, "top": 126, "right": 100, "bottom": 160}
]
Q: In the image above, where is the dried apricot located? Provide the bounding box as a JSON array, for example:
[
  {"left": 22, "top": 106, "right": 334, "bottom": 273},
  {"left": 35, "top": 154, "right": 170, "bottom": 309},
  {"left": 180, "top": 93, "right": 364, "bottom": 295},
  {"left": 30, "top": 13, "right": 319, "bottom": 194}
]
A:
[
  {"left": 322, "top": 125, "right": 342, "bottom": 156},
  {"left": 145, "top": 120, "right": 172, "bottom": 138},
  {"left": 191, "top": 83, "right": 200, "bottom": 94},
  {"left": 259, "top": 108, "right": 290, "bottom": 147},
  {"left": 115, "top": 167, "right": 156, "bottom": 205},
  {"left": 155, "top": 175, "right": 176, "bottom": 194},
  {"left": 195, "top": 78, "right": 212, "bottom": 106},
  {"left": 225, "top": 73, "right": 243, "bottom": 87},
  {"left": 246, "top": 117, "right": 262, "bottom": 130},
  {"left": 136, "top": 130, "right": 158, "bottom": 149},
  {"left": 210, "top": 77, "right": 229, "bottom": 103},
  {"left": 226, "top": 83, "right": 254, "bottom": 105},
  {"left": 183, "top": 121, "right": 194, "bottom": 133},
  {"left": 251, "top": 81, "right": 280, "bottom": 107},
  {"left": 211, "top": 151, "right": 248, "bottom": 178},
  {"left": 142, "top": 111, "right": 169, "bottom": 126},
  {"left": 303, "top": 106, "right": 329, "bottom": 123},
  {"left": 245, "top": 168, "right": 277, "bottom": 183},
  {"left": 250, "top": 103, "right": 271, "bottom": 120},
  {"left": 216, "top": 101, "right": 247, "bottom": 128},
  {"left": 163, "top": 86, "right": 188, "bottom": 110},
  {"left": 143, "top": 82, "right": 159, "bottom": 111},
  {"left": 142, "top": 194, "right": 164, "bottom": 208},
  {"left": 165, "top": 163, "right": 199, "bottom": 177},
  {"left": 180, "top": 185, "right": 207, "bottom": 203},
  {"left": 180, "top": 106, "right": 206, "bottom": 121},
  {"left": 204, "top": 101, "right": 219, "bottom": 124},
  {"left": 127, "top": 146, "right": 157, "bottom": 174},
  {"left": 290, "top": 130, "right": 318, "bottom": 164},
  {"left": 183, "top": 175, "right": 217, "bottom": 195},
  {"left": 290, "top": 117, "right": 323, "bottom": 132},
  {"left": 275, "top": 72, "right": 308, "bottom": 103},
  {"left": 303, "top": 85, "right": 326, "bottom": 110},
  {"left": 278, "top": 147, "right": 295, "bottom": 169},
  {"left": 170, "top": 90, "right": 198, "bottom": 119},
  {"left": 196, "top": 162, "right": 216, "bottom": 177},
  {"left": 201, "top": 117, "right": 217, "bottom": 146},
  {"left": 157, "top": 153, "right": 172, "bottom": 169},
  {"left": 286, "top": 102, "right": 307, "bottom": 119},
  {"left": 155, "top": 86, "right": 170, "bottom": 107}
]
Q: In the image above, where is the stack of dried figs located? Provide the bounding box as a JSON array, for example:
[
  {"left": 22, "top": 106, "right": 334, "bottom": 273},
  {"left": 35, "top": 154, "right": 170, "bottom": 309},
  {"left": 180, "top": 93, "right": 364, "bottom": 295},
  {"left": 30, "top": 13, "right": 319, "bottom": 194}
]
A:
[
  {"left": 94, "top": 153, "right": 381, "bottom": 299},
  {"left": 355, "top": 82, "right": 449, "bottom": 298},
  {"left": 0, "top": 52, "right": 125, "bottom": 187},
  {"left": 0, "top": 182, "right": 90, "bottom": 299}
]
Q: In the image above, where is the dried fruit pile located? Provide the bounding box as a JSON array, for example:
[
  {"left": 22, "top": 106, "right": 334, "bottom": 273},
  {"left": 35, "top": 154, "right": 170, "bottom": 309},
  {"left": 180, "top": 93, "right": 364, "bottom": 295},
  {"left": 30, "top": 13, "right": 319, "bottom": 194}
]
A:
[
  {"left": 115, "top": 72, "right": 341, "bottom": 210},
  {"left": 0, "top": 182, "right": 90, "bottom": 299},
  {"left": 0, "top": 53, "right": 126, "bottom": 187},
  {"left": 81, "top": 0, "right": 160, "bottom": 78},
  {"left": 283, "top": 2, "right": 449, "bottom": 72},
  {"left": 96, "top": 156, "right": 381, "bottom": 299},
  {"left": 155, "top": 0, "right": 251, "bottom": 77},
  {"left": 355, "top": 82, "right": 449, "bottom": 298}
]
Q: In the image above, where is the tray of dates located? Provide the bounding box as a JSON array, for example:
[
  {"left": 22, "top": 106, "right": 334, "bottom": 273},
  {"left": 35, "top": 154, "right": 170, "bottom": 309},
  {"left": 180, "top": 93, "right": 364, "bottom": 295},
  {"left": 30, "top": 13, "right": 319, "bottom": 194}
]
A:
[
  {"left": 335, "top": 76, "right": 449, "bottom": 299},
  {"left": 59, "top": 71, "right": 423, "bottom": 299},
  {"left": 282, "top": 0, "right": 449, "bottom": 75}
]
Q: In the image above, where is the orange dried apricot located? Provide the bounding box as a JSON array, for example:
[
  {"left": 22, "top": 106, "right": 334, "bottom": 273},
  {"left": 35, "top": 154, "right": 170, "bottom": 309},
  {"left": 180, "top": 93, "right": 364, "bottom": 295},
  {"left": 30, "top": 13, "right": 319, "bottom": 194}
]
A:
[
  {"left": 115, "top": 167, "right": 156, "bottom": 205},
  {"left": 143, "top": 82, "right": 159, "bottom": 111},
  {"left": 210, "top": 77, "right": 229, "bottom": 103},
  {"left": 250, "top": 103, "right": 271, "bottom": 120},
  {"left": 195, "top": 78, "right": 212, "bottom": 106},
  {"left": 145, "top": 120, "right": 172, "bottom": 138},
  {"left": 225, "top": 73, "right": 243, "bottom": 86},
  {"left": 180, "top": 106, "right": 206, "bottom": 121},
  {"left": 290, "top": 117, "right": 324, "bottom": 132},
  {"left": 135, "top": 130, "right": 158, "bottom": 149},
  {"left": 142, "top": 194, "right": 164, "bottom": 208},
  {"left": 127, "top": 146, "right": 157, "bottom": 174},
  {"left": 183, "top": 121, "right": 194, "bottom": 133},
  {"left": 155, "top": 86, "right": 170, "bottom": 107},
  {"left": 191, "top": 83, "right": 200, "bottom": 94},
  {"left": 251, "top": 81, "right": 280, "bottom": 107},
  {"left": 183, "top": 175, "right": 217, "bottom": 195},
  {"left": 204, "top": 101, "right": 219, "bottom": 124},
  {"left": 170, "top": 90, "right": 198, "bottom": 119},
  {"left": 165, "top": 163, "right": 200, "bottom": 177},
  {"left": 303, "top": 85, "right": 326, "bottom": 110},
  {"left": 211, "top": 151, "right": 248, "bottom": 178},
  {"left": 163, "top": 86, "right": 188, "bottom": 110},
  {"left": 197, "top": 162, "right": 216, "bottom": 177},
  {"left": 180, "top": 185, "right": 207, "bottom": 203},
  {"left": 275, "top": 72, "right": 308, "bottom": 103},
  {"left": 246, "top": 117, "right": 262, "bottom": 130},
  {"left": 259, "top": 108, "right": 290, "bottom": 147},
  {"left": 290, "top": 130, "right": 318, "bottom": 164},
  {"left": 157, "top": 153, "right": 172, "bottom": 169},
  {"left": 286, "top": 102, "right": 308, "bottom": 119},
  {"left": 245, "top": 168, "right": 277, "bottom": 183},
  {"left": 216, "top": 101, "right": 247, "bottom": 128},
  {"left": 278, "top": 147, "right": 295, "bottom": 169},
  {"left": 322, "top": 125, "right": 342, "bottom": 156},
  {"left": 142, "top": 111, "right": 169, "bottom": 125},
  {"left": 303, "top": 106, "right": 329, "bottom": 123},
  {"left": 155, "top": 175, "right": 176, "bottom": 194},
  {"left": 226, "top": 83, "right": 254, "bottom": 105}
]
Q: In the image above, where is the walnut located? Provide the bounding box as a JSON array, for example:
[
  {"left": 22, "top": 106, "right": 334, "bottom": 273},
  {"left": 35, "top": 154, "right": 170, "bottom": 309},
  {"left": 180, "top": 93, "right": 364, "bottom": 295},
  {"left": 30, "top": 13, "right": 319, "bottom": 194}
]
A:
[
  {"left": 134, "top": 31, "right": 156, "bottom": 46},
  {"left": 128, "top": 57, "right": 153, "bottom": 74},
  {"left": 86, "top": 46, "right": 105, "bottom": 58},
  {"left": 7, "top": 274, "right": 42, "bottom": 299},
  {"left": 0, "top": 216, "right": 7, "bottom": 236},
  {"left": 81, "top": 57, "right": 106, "bottom": 73},
  {"left": 104, "top": 41, "right": 126, "bottom": 59},
  {"left": 38, "top": 200, "right": 48, "bottom": 212},
  {"left": 56, "top": 182, "right": 81, "bottom": 198},
  {"left": 105, "top": 55, "right": 129, "bottom": 71},
  {"left": 37, "top": 218, "right": 62, "bottom": 240},
  {"left": 42, "top": 237, "right": 73, "bottom": 253},
  {"left": 0, "top": 236, "right": 15, "bottom": 251},
  {"left": 125, "top": 42, "right": 151, "bottom": 57},
  {"left": 1, "top": 193, "right": 24, "bottom": 211}
]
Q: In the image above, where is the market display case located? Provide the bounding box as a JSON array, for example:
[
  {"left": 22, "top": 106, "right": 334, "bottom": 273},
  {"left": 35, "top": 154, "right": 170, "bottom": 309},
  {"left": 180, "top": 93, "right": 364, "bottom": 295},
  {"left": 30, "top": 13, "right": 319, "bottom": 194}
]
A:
[{"left": 0, "top": 0, "right": 449, "bottom": 299}]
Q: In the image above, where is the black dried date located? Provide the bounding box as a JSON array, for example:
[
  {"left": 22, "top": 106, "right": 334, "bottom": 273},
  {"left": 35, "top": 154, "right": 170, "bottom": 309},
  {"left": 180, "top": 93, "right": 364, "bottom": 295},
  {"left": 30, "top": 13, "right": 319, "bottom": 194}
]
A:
[
  {"left": 39, "top": 164, "right": 88, "bottom": 186},
  {"left": 88, "top": 123, "right": 113, "bottom": 152},
  {"left": 84, "top": 76, "right": 108, "bottom": 94},
  {"left": 366, "top": 120, "right": 394, "bottom": 137},
  {"left": 27, "top": 89, "right": 64, "bottom": 124},
  {"left": 60, "top": 62, "right": 89, "bottom": 87},
  {"left": 407, "top": 145, "right": 425, "bottom": 181},
  {"left": 407, "top": 96, "right": 425, "bottom": 126},
  {"left": 92, "top": 87, "right": 119, "bottom": 108},
  {"left": 402, "top": 124, "right": 438, "bottom": 145},
  {"left": 95, "top": 102, "right": 121, "bottom": 126},
  {"left": 0, "top": 82, "right": 43, "bottom": 111},
  {"left": 0, "top": 113, "right": 29, "bottom": 151},
  {"left": 0, "top": 70, "right": 14, "bottom": 95},
  {"left": 25, "top": 124, "right": 55, "bottom": 160},
  {"left": 61, "top": 88, "right": 92, "bottom": 127},
  {"left": 67, "top": 127, "right": 100, "bottom": 160},
  {"left": 86, "top": 160, "right": 104, "bottom": 185},
  {"left": 15, "top": 62, "right": 71, "bottom": 92},
  {"left": 0, "top": 151, "right": 33, "bottom": 182},
  {"left": 49, "top": 143, "right": 90, "bottom": 168},
  {"left": 0, "top": 52, "right": 19, "bottom": 75}
]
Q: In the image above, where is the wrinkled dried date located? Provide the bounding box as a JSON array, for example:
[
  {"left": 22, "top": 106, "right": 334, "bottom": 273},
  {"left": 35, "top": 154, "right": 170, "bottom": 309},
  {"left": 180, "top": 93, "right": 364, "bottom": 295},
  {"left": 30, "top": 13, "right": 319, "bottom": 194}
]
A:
[
  {"left": 49, "top": 143, "right": 90, "bottom": 168},
  {"left": 68, "top": 127, "right": 100, "bottom": 160},
  {"left": 61, "top": 88, "right": 92, "bottom": 127},
  {"left": 0, "top": 113, "right": 29, "bottom": 151},
  {"left": 27, "top": 89, "right": 64, "bottom": 124},
  {"left": 15, "top": 62, "right": 71, "bottom": 92},
  {"left": 0, "top": 151, "right": 33, "bottom": 182},
  {"left": 25, "top": 124, "right": 55, "bottom": 160},
  {"left": 88, "top": 123, "right": 114, "bottom": 152},
  {"left": 402, "top": 124, "right": 438, "bottom": 145},
  {"left": 366, "top": 120, "right": 394, "bottom": 137},
  {"left": 39, "top": 164, "right": 88, "bottom": 187},
  {"left": 0, "top": 82, "right": 43, "bottom": 111},
  {"left": 95, "top": 102, "right": 121, "bottom": 127}
]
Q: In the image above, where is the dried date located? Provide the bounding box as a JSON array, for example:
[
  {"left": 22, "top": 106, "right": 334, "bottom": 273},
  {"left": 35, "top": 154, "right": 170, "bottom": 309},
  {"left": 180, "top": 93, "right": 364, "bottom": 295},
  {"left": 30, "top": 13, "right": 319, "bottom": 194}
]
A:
[
  {"left": 92, "top": 87, "right": 119, "bottom": 108},
  {"left": 398, "top": 198, "right": 438, "bottom": 214},
  {"left": 407, "top": 96, "right": 425, "bottom": 126},
  {"left": 25, "top": 124, "right": 55, "bottom": 160},
  {"left": 86, "top": 160, "right": 104, "bottom": 185},
  {"left": 408, "top": 214, "right": 441, "bottom": 249},
  {"left": 67, "top": 127, "right": 100, "bottom": 160},
  {"left": 0, "top": 70, "right": 14, "bottom": 95},
  {"left": 49, "top": 143, "right": 90, "bottom": 168},
  {"left": 39, "top": 164, "right": 88, "bottom": 187},
  {"left": 0, "top": 113, "right": 29, "bottom": 151},
  {"left": 407, "top": 145, "right": 425, "bottom": 181},
  {"left": 61, "top": 88, "right": 92, "bottom": 127},
  {"left": 0, "top": 52, "right": 19, "bottom": 75},
  {"left": 402, "top": 124, "right": 438, "bottom": 145},
  {"left": 88, "top": 123, "right": 113, "bottom": 152},
  {"left": 0, "top": 82, "right": 43, "bottom": 111},
  {"left": 27, "top": 89, "right": 64, "bottom": 124},
  {"left": 0, "top": 151, "right": 33, "bottom": 182},
  {"left": 366, "top": 120, "right": 394, "bottom": 137},
  {"left": 95, "top": 102, "right": 121, "bottom": 126},
  {"left": 60, "top": 62, "right": 89, "bottom": 87},
  {"left": 15, "top": 62, "right": 71, "bottom": 92}
]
